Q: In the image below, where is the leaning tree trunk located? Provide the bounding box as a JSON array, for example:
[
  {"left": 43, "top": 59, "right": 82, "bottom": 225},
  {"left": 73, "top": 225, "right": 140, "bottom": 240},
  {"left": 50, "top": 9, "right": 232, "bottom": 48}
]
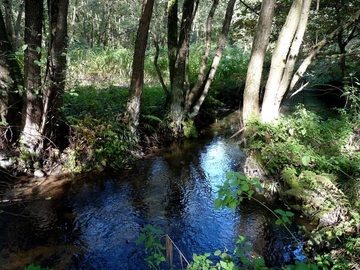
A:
[
  {"left": 125, "top": 0, "right": 155, "bottom": 135},
  {"left": 261, "top": 0, "right": 305, "bottom": 123},
  {"left": 187, "top": 0, "right": 236, "bottom": 119},
  {"left": 20, "top": 0, "right": 44, "bottom": 156},
  {"left": 184, "top": 0, "right": 219, "bottom": 114},
  {"left": 0, "top": 8, "right": 23, "bottom": 146},
  {"left": 242, "top": 0, "right": 275, "bottom": 124},
  {"left": 42, "top": 0, "right": 69, "bottom": 141}
]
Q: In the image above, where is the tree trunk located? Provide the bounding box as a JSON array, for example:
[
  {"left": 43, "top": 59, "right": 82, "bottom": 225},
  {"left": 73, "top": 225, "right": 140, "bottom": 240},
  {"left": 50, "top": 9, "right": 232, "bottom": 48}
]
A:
[
  {"left": 168, "top": 0, "right": 197, "bottom": 137},
  {"left": 187, "top": 0, "right": 236, "bottom": 119},
  {"left": 261, "top": 0, "right": 305, "bottom": 123},
  {"left": 167, "top": 0, "right": 178, "bottom": 87},
  {"left": 125, "top": 0, "right": 155, "bottom": 135},
  {"left": 184, "top": 0, "right": 219, "bottom": 114},
  {"left": 278, "top": 0, "right": 311, "bottom": 104},
  {"left": 3, "top": 0, "right": 15, "bottom": 46},
  {"left": 0, "top": 8, "right": 23, "bottom": 146},
  {"left": 20, "top": 0, "right": 44, "bottom": 155},
  {"left": 14, "top": 0, "right": 24, "bottom": 51},
  {"left": 42, "top": 0, "right": 69, "bottom": 141},
  {"left": 242, "top": 0, "right": 275, "bottom": 124}
]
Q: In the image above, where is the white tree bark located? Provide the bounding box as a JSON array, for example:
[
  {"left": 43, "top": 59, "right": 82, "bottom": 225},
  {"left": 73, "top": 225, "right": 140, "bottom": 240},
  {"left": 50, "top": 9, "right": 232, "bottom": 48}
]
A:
[
  {"left": 242, "top": 0, "right": 276, "bottom": 124},
  {"left": 261, "top": 0, "right": 304, "bottom": 123}
]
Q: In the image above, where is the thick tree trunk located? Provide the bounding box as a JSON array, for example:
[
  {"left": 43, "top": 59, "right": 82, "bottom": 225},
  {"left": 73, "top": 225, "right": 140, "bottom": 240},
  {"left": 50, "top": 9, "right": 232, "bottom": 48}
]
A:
[
  {"left": 42, "top": 0, "right": 69, "bottom": 140},
  {"left": 125, "top": 0, "right": 155, "bottom": 134},
  {"left": 0, "top": 9, "right": 23, "bottom": 145},
  {"left": 242, "top": 0, "right": 275, "bottom": 124},
  {"left": 20, "top": 0, "right": 44, "bottom": 155},
  {"left": 261, "top": 0, "right": 305, "bottom": 123},
  {"left": 169, "top": 0, "right": 197, "bottom": 137}
]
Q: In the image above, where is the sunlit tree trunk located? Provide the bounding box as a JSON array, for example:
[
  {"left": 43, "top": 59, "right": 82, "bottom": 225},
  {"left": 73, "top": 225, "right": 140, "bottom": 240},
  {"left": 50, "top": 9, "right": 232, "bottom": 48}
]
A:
[
  {"left": 0, "top": 8, "right": 23, "bottom": 146},
  {"left": 242, "top": 0, "right": 275, "bottom": 124},
  {"left": 125, "top": 0, "right": 155, "bottom": 135},
  {"left": 261, "top": 0, "right": 310, "bottom": 123},
  {"left": 20, "top": 0, "right": 44, "bottom": 155}
]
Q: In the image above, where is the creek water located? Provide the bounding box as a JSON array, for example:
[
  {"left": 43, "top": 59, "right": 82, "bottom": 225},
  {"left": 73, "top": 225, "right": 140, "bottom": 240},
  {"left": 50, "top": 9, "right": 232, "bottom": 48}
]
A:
[{"left": 0, "top": 113, "right": 306, "bottom": 270}]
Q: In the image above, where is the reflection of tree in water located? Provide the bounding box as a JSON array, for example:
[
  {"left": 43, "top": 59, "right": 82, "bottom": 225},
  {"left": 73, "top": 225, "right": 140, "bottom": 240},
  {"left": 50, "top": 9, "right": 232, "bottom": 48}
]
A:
[{"left": 0, "top": 198, "right": 78, "bottom": 268}]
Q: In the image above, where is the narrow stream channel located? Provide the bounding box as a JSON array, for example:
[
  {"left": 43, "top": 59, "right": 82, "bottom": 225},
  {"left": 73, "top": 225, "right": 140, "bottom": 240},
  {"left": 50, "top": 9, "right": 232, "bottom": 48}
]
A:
[{"left": 0, "top": 117, "right": 306, "bottom": 269}]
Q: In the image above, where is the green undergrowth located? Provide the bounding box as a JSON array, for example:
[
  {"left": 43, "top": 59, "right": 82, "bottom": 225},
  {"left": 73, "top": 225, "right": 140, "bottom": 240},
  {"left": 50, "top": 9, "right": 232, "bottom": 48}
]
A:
[
  {"left": 245, "top": 105, "right": 360, "bottom": 202},
  {"left": 243, "top": 105, "right": 360, "bottom": 269},
  {"left": 62, "top": 85, "right": 168, "bottom": 171}
]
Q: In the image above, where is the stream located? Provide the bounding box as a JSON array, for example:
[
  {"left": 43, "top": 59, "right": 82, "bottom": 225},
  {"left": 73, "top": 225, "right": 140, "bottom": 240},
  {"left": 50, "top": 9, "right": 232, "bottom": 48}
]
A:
[{"left": 0, "top": 112, "right": 306, "bottom": 269}]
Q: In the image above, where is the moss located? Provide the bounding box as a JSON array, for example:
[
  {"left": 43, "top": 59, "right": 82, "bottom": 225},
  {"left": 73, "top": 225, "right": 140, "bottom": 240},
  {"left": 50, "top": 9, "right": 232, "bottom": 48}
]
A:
[
  {"left": 281, "top": 170, "right": 349, "bottom": 232},
  {"left": 281, "top": 166, "right": 300, "bottom": 189},
  {"left": 183, "top": 119, "right": 198, "bottom": 138}
]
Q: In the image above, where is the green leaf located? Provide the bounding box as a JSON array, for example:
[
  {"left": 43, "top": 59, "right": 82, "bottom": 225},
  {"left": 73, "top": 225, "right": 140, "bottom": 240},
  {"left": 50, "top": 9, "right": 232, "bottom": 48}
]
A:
[
  {"left": 229, "top": 200, "right": 237, "bottom": 211},
  {"left": 135, "top": 233, "right": 146, "bottom": 245},
  {"left": 214, "top": 250, "right": 222, "bottom": 256},
  {"left": 214, "top": 198, "right": 223, "bottom": 209}
]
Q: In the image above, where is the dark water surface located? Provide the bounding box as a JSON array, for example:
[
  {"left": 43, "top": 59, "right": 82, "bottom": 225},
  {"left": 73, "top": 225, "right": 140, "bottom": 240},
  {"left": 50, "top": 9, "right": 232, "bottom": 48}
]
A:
[{"left": 0, "top": 131, "right": 306, "bottom": 269}]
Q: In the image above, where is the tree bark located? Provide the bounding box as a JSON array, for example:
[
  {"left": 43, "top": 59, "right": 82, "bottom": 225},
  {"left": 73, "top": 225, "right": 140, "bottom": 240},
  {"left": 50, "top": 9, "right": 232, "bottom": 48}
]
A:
[
  {"left": 242, "top": 0, "right": 275, "bottom": 124},
  {"left": 20, "top": 0, "right": 44, "bottom": 155},
  {"left": 125, "top": 0, "right": 155, "bottom": 134},
  {"left": 278, "top": 0, "right": 311, "bottom": 104},
  {"left": 169, "top": 0, "right": 197, "bottom": 137},
  {"left": 0, "top": 8, "right": 23, "bottom": 145},
  {"left": 42, "top": 0, "right": 69, "bottom": 140},
  {"left": 3, "top": 0, "right": 15, "bottom": 46},
  {"left": 261, "top": 0, "right": 305, "bottom": 123},
  {"left": 14, "top": 0, "right": 24, "bottom": 51},
  {"left": 167, "top": 0, "right": 178, "bottom": 87}
]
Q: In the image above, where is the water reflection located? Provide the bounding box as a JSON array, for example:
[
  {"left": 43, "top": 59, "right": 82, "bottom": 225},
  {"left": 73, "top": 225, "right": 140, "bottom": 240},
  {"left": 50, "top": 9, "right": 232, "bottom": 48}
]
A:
[{"left": 0, "top": 135, "right": 305, "bottom": 269}]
